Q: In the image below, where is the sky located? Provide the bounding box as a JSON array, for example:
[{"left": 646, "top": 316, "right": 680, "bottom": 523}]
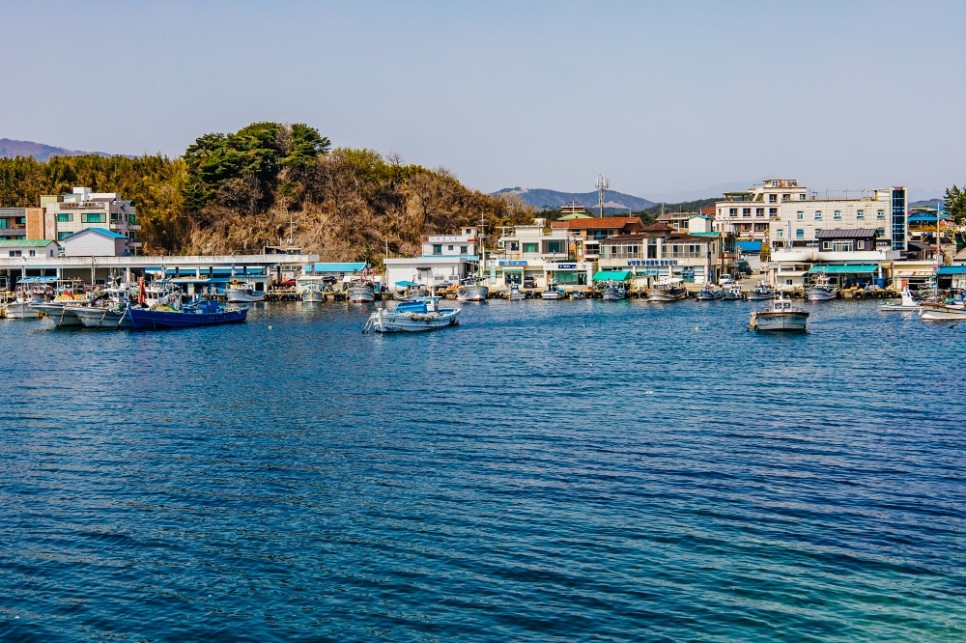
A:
[{"left": 2, "top": 0, "right": 964, "bottom": 201}]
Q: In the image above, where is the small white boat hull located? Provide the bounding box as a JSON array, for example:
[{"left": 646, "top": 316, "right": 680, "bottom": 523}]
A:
[
  {"left": 32, "top": 303, "right": 86, "bottom": 327},
  {"left": 363, "top": 306, "right": 460, "bottom": 333},
  {"left": 750, "top": 311, "right": 809, "bottom": 331},
  {"left": 74, "top": 306, "right": 132, "bottom": 329},
  {"left": 2, "top": 302, "right": 42, "bottom": 319},
  {"left": 226, "top": 288, "right": 265, "bottom": 304},
  {"left": 920, "top": 302, "right": 966, "bottom": 321}
]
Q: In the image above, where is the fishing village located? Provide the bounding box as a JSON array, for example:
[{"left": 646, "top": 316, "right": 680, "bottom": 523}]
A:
[{"left": 1, "top": 176, "right": 964, "bottom": 332}]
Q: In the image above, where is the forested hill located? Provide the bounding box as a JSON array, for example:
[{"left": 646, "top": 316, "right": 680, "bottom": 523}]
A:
[{"left": 0, "top": 123, "right": 533, "bottom": 264}]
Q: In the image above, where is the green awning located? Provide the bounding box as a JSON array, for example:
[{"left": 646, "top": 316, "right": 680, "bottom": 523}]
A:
[
  {"left": 593, "top": 270, "right": 633, "bottom": 282},
  {"left": 808, "top": 264, "right": 878, "bottom": 274}
]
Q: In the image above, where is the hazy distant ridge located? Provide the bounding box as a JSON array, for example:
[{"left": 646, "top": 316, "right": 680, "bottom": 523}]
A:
[
  {"left": 0, "top": 138, "right": 110, "bottom": 161},
  {"left": 494, "top": 186, "right": 655, "bottom": 213}
]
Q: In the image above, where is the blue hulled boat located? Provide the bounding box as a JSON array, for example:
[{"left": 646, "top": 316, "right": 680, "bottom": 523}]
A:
[{"left": 127, "top": 299, "right": 248, "bottom": 330}]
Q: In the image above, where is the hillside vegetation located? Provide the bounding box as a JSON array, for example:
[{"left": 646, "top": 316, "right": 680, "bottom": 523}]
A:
[{"left": 0, "top": 123, "right": 534, "bottom": 265}]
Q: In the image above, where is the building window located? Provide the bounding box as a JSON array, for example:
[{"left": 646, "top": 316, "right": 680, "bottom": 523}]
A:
[
  {"left": 796, "top": 211, "right": 804, "bottom": 220},
  {"left": 82, "top": 213, "right": 106, "bottom": 223},
  {"left": 877, "top": 210, "right": 885, "bottom": 220},
  {"left": 755, "top": 208, "right": 764, "bottom": 216},
  {"left": 29, "top": 250, "right": 36, "bottom": 257},
  {"left": 769, "top": 194, "right": 777, "bottom": 203},
  {"left": 857, "top": 209, "right": 865, "bottom": 220},
  {"left": 432, "top": 244, "right": 442, "bottom": 255},
  {"left": 729, "top": 208, "right": 738, "bottom": 216},
  {"left": 769, "top": 208, "right": 777, "bottom": 216},
  {"left": 777, "top": 229, "right": 784, "bottom": 238},
  {"left": 9, "top": 250, "right": 21, "bottom": 257},
  {"left": 782, "top": 194, "right": 791, "bottom": 201},
  {"left": 814, "top": 210, "right": 822, "bottom": 221},
  {"left": 822, "top": 241, "right": 831, "bottom": 250},
  {"left": 58, "top": 231, "right": 71, "bottom": 241},
  {"left": 795, "top": 229, "right": 804, "bottom": 239},
  {"left": 460, "top": 246, "right": 467, "bottom": 254},
  {"left": 857, "top": 241, "right": 866, "bottom": 250},
  {"left": 742, "top": 208, "right": 751, "bottom": 217},
  {"left": 833, "top": 210, "right": 842, "bottom": 220},
  {"left": 57, "top": 213, "right": 73, "bottom": 223},
  {"left": 877, "top": 228, "right": 885, "bottom": 236},
  {"left": 523, "top": 243, "right": 538, "bottom": 253}
]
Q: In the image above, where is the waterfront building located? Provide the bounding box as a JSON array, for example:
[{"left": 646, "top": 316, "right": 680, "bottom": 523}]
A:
[
  {"left": 770, "top": 186, "right": 908, "bottom": 253},
  {"left": 715, "top": 178, "right": 908, "bottom": 252},
  {"left": 769, "top": 228, "right": 900, "bottom": 291},
  {"left": 549, "top": 216, "right": 645, "bottom": 262},
  {"left": 597, "top": 221, "right": 723, "bottom": 286},
  {"left": 38, "top": 187, "right": 141, "bottom": 255},
  {"left": 384, "top": 226, "right": 483, "bottom": 290},
  {"left": 714, "top": 178, "right": 808, "bottom": 244},
  {"left": 62, "top": 228, "right": 130, "bottom": 257},
  {"left": 493, "top": 218, "right": 595, "bottom": 290}
]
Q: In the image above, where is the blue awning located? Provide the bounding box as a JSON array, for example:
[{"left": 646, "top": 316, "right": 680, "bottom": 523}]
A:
[{"left": 937, "top": 266, "right": 966, "bottom": 275}]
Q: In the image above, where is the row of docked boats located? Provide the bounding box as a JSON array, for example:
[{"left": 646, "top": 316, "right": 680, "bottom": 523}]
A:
[
  {"left": 1, "top": 278, "right": 249, "bottom": 329},
  {"left": 878, "top": 288, "right": 966, "bottom": 321}
]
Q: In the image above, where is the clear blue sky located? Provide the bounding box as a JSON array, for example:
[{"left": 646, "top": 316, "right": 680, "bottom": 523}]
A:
[{"left": 3, "top": 0, "right": 963, "bottom": 201}]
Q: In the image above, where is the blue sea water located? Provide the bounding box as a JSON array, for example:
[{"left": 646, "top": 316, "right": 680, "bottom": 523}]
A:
[{"left": 1, "top": 298, "right": 963, "bottom": 641}]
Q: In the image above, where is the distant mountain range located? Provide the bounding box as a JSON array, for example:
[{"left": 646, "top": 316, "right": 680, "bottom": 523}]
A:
[
  {"left": 493, "top": 186, "right": 656, "bottom": 214},
  {"left": 0, "top": 138, "right": 111, "bottom": 161}
]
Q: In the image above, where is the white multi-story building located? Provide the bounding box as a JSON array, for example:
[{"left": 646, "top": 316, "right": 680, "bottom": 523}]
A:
[
  {"left": 714, "top": 179, "right": 808, "bottom": 243},
  {"left": 715, "top": 179, "right": 908, "bottom": 253},
  {"left": 771, "top": 187, "right": 908, "bottom": 253},
  {"left": 494, "top": 218, "right": 595, "bottom": 289},
  {"left": 384, "top": 225, "right": 483, "bottom": 289},
  {"left": 40, "top": 187, "right": 141, "bottom": 255}
]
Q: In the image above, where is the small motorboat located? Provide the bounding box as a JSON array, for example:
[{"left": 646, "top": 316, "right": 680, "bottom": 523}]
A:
[
  {"left": 880, "top": 289, "right": 921, "bottom": 312},
  {"left": 362, "top": 297, "right": 460, "bottom": 333},
  {"left": 750, "top": 294, "right": 809, "bottom": 332}
]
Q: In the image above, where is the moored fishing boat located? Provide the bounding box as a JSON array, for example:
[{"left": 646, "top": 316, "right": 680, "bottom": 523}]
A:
[
  {"left": 600, "top": 282, "right": 627, "bottom": 301},
  {"left": 749, "top": 294, "right": 809, "bottom": 332},
  {"left": 880, "top": 289, "right": 921, "bottom": 312},
  {"left": 74, "top": 304, "right": 132, "bottom": 329},
  {"left": 127, "top": 298, "right": 249, "bottom": 329},
  {"left": 919, "top": 301, "right": 966, "bottom": 321},
  {"left": 346, "top": 281, "right": 375, "bottom": 303},
  {"left": 806, "top": 272, "right": 838, "bottom": 301},
  {"left": 32, "top": 302, "right": 87, "bottom": 327},
  {"left": 226, "top": 280, "right": 266, "bottom": 303},
  {"left": 541, "top": 282, "right": 566, "bottom": 300},
  {"left": 362, "top": 297, "right": 460, "bottom": 333},
  {"left": 745, "top": 280, "right": 777, "bottom": 301},
  {"left": 646, "top": 277, "right": 687, "bottom": 302}
]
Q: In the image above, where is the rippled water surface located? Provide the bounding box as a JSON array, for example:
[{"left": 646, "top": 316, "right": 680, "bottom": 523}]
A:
[{"left": 1, "top": 299, "right": 964, "bottom": 641}]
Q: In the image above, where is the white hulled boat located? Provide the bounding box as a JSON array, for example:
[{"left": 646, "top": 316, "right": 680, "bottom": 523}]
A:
[
  {"left": 750, "top": 294, "right": 809, "bottom": 332},
  {"left": 880, "top": 289, "right": 921, "bottom": 312},
  {"left": 363, "top": 297, "right": 460, "bottom": 333},
  {"left": 226, "top": 280, "right": 266, "bottom": 303},
  {"left": 646, "top": 277, "right": 687, "bottom": 302},
  {"left": 919, "top": 301, "right": 966, "bottom": 321}
]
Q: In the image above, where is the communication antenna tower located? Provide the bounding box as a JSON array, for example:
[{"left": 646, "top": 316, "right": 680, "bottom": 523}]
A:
[{"left": 595, "top": 174, "right": 610, "bottom": 217}]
